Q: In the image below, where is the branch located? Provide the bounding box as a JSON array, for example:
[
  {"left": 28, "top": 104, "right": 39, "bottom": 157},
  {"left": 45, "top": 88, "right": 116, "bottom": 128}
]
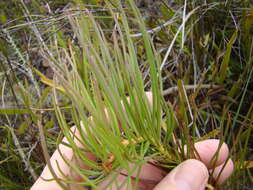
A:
[{"left": 163, "top": 84, "right": 220, "bottom": 96}]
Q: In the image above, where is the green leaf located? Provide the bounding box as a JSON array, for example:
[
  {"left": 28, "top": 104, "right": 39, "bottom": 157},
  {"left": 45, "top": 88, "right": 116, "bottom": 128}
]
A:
[
  {"left": 16, "top": 120, "right": 31, "bottom": 135},
  {"left": 0, "top": 13, "right": 7, "bottom": 23},
  {"left": 227, "top": 78, "right": 243, "bottom": 98},
  {"left": 242, "top": 6, "right": 253, "bottom": 60},
  {"left": 0, "top": 107, "right": 29, "bottom": 115},
  {"left": 39, "top": 86, "right": 52, "bottom": 106},
  {"left": 218, "top": 30, "right": 238, "bottom": 84}
]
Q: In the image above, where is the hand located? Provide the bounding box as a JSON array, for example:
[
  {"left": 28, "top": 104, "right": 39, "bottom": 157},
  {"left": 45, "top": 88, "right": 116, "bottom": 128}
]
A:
[
  {"left": 31, "top": 92, "right": 233, "bottom": 190},
  {"left": 31, "top": 134, "right": 233, "bottom": 190}
]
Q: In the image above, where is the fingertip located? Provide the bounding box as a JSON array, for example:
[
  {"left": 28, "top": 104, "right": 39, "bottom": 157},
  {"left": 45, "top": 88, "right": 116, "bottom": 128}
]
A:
[
  {"left": 194, "top": 139, "right": 229, "bottom": 168},
  {"left": 154, "top": 159, "right": 209, "bottom": 190},
  {"left": 145, "top": 91, "right": 153, "bottom": 105},
  {"left": 212, "top": 158, "right": 234, "bottom": 184}
]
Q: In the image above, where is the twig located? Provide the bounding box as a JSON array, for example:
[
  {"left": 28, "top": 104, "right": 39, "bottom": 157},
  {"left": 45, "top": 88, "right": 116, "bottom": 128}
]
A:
[
  {"left": 1, "top": 77, "right": 38, "bottom": 180},
  {"left": 160, "top": 6, "right": 200, "bottom": 70},
  {"left": 129, "top": 16, "right": 179, "bottom": 38},
  {"left": 8, "top": 126, "right": 38, "bottom": 180},
  {"left": 163, "top": 84, "right": 220, "bottom": 96}
]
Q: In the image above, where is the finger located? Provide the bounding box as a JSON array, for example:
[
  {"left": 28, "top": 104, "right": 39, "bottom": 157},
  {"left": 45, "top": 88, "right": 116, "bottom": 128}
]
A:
[
  {"left": 154, "top": 159, "right": 209, "bottom": 190},
  {"left": 31, "top": 126, "right": 96, "bottom": 190},
  {"left": 193, "top": 139, "right": 229, "bottom": 168},
  {"left": 211, "top": 158, "right": 234, "bottom": 184},
  {"left": 31, "top": 145, "right": 73, "bottom": 190},
  {"left": 98, "top": 174, "right": 161, "bottom": 190},
  {"left": 120, "top": 161, "right": 167, "bottom": 182},
  {"left": 145, "top": 91, "right": 153, "bottom": 104},
  {"left": 98, "top": 162, "right": 166, "bottom": 190},
  {"left": 62, "top": 125, "right": 97, "bottom": 169}
]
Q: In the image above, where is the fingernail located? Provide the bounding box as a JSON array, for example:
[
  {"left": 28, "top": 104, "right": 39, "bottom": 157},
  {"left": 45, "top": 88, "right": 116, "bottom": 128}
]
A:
[{"left": 174, "top": 160, "right": 209, "bottom": 190}]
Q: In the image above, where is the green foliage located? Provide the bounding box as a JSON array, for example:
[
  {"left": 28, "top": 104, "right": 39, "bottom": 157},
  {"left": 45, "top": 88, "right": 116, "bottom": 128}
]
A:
[
  {"left": 217, "top": 30, "right": 238, "bottom": 84},
  {"left": 0, "top": 0, "right": 252, "bottom": 189}
]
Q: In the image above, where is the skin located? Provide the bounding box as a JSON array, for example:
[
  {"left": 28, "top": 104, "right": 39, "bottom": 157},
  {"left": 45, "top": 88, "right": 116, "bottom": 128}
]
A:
[
  {"left": 31, "top": 93, "right": 234, "bottom": 190},
  {"left": 31, "top": 134, "right": 234, "bottom": 190}
]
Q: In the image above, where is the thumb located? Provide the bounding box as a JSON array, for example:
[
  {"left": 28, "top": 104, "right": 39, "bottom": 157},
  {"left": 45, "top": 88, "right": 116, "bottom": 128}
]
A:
[{"left": 154, "top": 159, "right": 209, "bottom": 190}]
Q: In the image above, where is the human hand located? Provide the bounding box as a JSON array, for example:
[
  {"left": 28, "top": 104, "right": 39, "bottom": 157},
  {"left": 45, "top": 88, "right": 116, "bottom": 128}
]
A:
[
  {"left": 31, "top": 92, "right": 233, "bottom": 190},
  {"left": 31, "top": 137, "right": 233, "bottom": 190}
]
